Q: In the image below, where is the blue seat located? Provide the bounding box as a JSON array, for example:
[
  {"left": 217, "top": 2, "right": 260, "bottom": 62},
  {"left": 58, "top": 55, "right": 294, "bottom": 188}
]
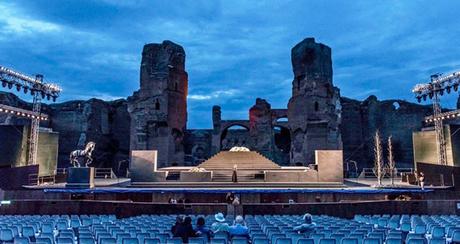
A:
[
  {"left": 414, "top": 225, "right": 427, "bottom": 235},
  {"left": 188, "top": 237, "right": 206, "bottom": 244},
  {"left": 211, "top": 238, "right": 227, "bottom": 244},
  {"left": 452, "top": 230, "right": 460, "bottom": 243},
  {"left": 36, "top": 237, "right": 53, "bottom": 244},
  {"left": 14, "top": 237, "right": 30, "bottom": 244},
  {"left": 253, "top": 238, "right": 269, "bottom": 244},
  {"left": 143, "top": 238, "right": 161, "bottom": 244},
  {"left": 429, "top": 238, "right": 445, "bottom": 244},
  {"left": 297, "top": 239, "right": 315, "bottom": 244},
  {"left": 431, "top": 226, "right": 445, "bottom": 239},
  {"left": 363, "top": 238, "right": 380, "bottom": 244},
  {"left": 79, "top": 237, "right": 95, "bottom": 244},
  {"left": 341, "top": 238, "right": 358, "bottom": 244},
  {"left": 0, "top": 229, "right": 14, "bottom": 242},
  {"left": 56, "top": 237, "right": 74, "bottom": 244},
  {"left": 319, "top": 238, "right": 336, "bottom": 244},
  {"left": 166, "top": 237, "right": 183, "bottom": 244},
  {"left": 407, "top": 237, "right": 425, "bottom": 244},
  {"left": 386, "top": 238, "right": 403, "bottom": 244},
  {"left": 275, "top": 237, "right": 292, "bottom": 244},
  {"left": 100, "top": 238, "right": 117, "bottom": 244},
  {"left": 122, "top": 237, "right": 139, "bottom": 244}
]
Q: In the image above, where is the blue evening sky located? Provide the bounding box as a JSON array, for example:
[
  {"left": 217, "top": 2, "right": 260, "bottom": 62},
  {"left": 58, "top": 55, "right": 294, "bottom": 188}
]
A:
[{"left": 0, "top": 0, "right": 459, "bottom": 129}]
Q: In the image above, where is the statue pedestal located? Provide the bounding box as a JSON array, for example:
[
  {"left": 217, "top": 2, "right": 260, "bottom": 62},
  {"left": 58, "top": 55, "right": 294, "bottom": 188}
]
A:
[{"left": 66, "top": 167, "right": 95, "bottom": 188}]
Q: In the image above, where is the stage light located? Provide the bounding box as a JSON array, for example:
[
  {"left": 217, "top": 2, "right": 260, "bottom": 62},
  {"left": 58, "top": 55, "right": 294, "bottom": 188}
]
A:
[
  {"left": 40, "top": 91, "right": 45, "bottom": 99},
  {"left": 46, "top": 94, "right": 50, "bottom": 100},
  {"left": 7, "top": 82, "right": 12, "bottom": 89},
  {"left": 447, "top": 86, "right": 451, "bottom": 94},
  {"left": 23, "top": 87, "right": 28, "bottom": 94},
  {"left": 1, "top": 81, "right": 6, "bottom": 87},
  {"left": 417, "top": 97, "right": 421, "bottom": 103},
  {"left": 455, "top": 84, "right": 459, "bottom": 92},
  {"left": 439, "top": 89, "right": 444, "bottom": 96},
  {"left": 30, "top": 89, "right": 35, "bottom": 96},
  {"left": 429, "top": 92, "right": 434, "bottom": 99},
  {"left": 423, "top": 94, "right": 427, "bottom": 101}
]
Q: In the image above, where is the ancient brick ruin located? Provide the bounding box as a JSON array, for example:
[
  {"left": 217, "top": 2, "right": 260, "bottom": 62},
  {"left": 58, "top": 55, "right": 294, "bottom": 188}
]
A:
[{"left": 0, "top": 38, "right": 438, "bottom": 175}]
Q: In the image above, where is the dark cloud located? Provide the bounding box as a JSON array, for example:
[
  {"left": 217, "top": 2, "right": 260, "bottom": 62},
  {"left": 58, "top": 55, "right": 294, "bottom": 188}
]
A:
[{"left": 0, "top": 0, "right": 459, "bottom": 128}]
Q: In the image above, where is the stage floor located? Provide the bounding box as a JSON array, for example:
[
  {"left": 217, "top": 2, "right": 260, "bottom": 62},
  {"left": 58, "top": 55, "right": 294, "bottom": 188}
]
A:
[{"left": 21, "top": 177, "right": 444, "bottom": 194}]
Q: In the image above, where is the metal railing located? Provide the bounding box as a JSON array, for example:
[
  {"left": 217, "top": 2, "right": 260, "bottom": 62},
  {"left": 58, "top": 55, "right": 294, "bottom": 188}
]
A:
[
  {"left": 359, "top": 168, "right": 414, "bottom": 178},
  {"left": 28, "top": 167, "right": 117, "bottom": 186}
]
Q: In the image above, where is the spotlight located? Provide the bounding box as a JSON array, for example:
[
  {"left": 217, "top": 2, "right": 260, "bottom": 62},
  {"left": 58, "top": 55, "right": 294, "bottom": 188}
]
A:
[
  {"left": 455, "top": 84, "right": 459, "bottom": 92},
  {"left": 422, "top": 94, "right": 427, "bottom": 101},
  {"left": 1, "top": 81, "right": 6, "bottom": 87},
  {"left": 40, "top": 91, "right": 45, "bottom": 99},
  {"left": 429, "top": 92, "right": 434, "bottom": 99},
  {"left": 23, "top": 87, "right": 28, "bottom": 94},
  {"left": 439, "top": 89, "right": 444, "bottom": 96},
  {"left": 46, "top": 94, "right": 50, "bottom": 100},
  {"left": 15, "top": 84, "right": 21, "bottom": 92},
  {"left": 30, "top": 89, "right": 35, "bottom": 96},
  {"left": 7, "top": 82, "right": 13, "bottom": 89},
  {"left": 447, "top": 86, "right": 451, "bottom": 94}
]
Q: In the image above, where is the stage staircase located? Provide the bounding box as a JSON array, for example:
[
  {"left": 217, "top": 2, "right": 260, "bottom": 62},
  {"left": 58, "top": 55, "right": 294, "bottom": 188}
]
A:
[{"left": 198, "top": 151, "right": 280, "bottom": 182}]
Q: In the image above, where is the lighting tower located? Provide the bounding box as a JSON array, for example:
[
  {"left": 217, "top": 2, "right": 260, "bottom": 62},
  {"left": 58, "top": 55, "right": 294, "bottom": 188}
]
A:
[
  {"left": 412, "top": 71, "right": 460, "bottom": 165},
  {"left": 0, "top": 65, "right": 61, "bottom": 165}
]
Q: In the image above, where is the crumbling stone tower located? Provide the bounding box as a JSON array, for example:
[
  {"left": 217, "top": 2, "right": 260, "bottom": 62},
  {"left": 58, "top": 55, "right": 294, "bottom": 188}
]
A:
[
  {"left": 287, "top": 38, "right": 342, "bottom": 165},
  {"left": 128, "top": 40, "right": 188, "bottom": 167}
]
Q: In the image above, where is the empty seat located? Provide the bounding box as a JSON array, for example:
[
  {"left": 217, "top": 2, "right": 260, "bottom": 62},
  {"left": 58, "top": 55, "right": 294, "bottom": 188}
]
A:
[
  {"left": 57, "top": 237, "right": 74, "bottom": 244},
  {"left": 429, "top": 238, "right": 446, "bottom": 244},
  {"left": 79, "top": 237, "right": 96, "bottom": 244},
  {"left": 122, "top": 237, "right": 139, "bottom": 244},
  {"left": 363, "top": 238, "right": 380, "bottom": 244},
  {"left": 275, "top": 237, "right": 292, "bottom": 244},
  {"left": 100, "top": 237, "right": 117, "bottom": 244},
  {"left": 253, "top": 238, "right": 269, "bottom": 244},
  {"left": 143, "top": 238, "right": 161, "bottom": 244},
  {"left": 211, "top": 238, "right": 227, "bottom": 244},
  {"left": 14, "top": 237, "right": 30, "bottom": 244},
  {"left": 341, "top": 238, "right": 358, "bottom": 244},
  {"left": 319, "top": 238, "right": 336, "bottom": 244},
  {"left": 386, "top": 238, "right": 403, "bottom": 244},
  {"left": 407, "top": 238, "right": 426, "bottom": 244},
  {"left": 297, "top": 239, "right": 314, "bottom": 244},
  {"left": 0, "top": 229, "right": 14, "bottom": 242},
  {"left": 166, "top": 237, "right": 183, "bottom": 244}
]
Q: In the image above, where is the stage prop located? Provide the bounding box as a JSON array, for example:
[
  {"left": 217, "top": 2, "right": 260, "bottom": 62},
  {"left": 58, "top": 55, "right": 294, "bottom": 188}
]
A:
[
  {"left": 416, "top": 162, "right": 460, "bottom": 188},
  {"left": 70, "top": 142, "right": 96, "bottom": 167},
  {"left": 135, "top": 149, "right": 344, "bottom": 184},
  {"left": 130, "top": 150, "right": 167, "bottom": 182},
  {"left": 66, "top": 167, "right": 95, "bottom": 188}
]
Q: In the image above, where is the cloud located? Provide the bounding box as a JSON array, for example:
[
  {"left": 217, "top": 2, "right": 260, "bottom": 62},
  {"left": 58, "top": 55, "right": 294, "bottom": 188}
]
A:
[
  {"left": 1, "top": 0, "right": 460, "bottom": 129},
  {"left": 189, "top": 89, "right": 238, "bottom": 101},
  {"left": 0, "top": 3, "right": 61, "bottom": 36}
]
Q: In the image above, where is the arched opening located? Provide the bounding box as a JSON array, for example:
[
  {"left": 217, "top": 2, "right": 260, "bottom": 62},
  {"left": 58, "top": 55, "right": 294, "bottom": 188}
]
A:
[
  {"left": 155, "top": 99, "right": 160, "bottom": 110},
  {"left": 276, "top": 117, "right": 288, "bottom": 123},
  {"left": 393, "top": 101, "right": 400, "bottom": 110},
  {"left": 274, "top": 126, "right": 291, "bottom": 153},
  {"left": 314, "top": 101, "right": 319, "bottom": 111},
  {"left": 220, "top": 125, "right": 250, "bottom": 151}
]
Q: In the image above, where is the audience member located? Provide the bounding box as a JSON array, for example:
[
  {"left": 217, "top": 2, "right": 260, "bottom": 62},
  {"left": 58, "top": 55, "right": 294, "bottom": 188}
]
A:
[
  {"left": 195, "top": 216, "right": 212, "bottom": 241},
  {"left": 293, "top": 213, "right": 316, "bottom": 237},
  {"left": 211, "top": 212, "right": 229, "bottom": 233},
  {"left": 171, "top": 215, "right": 184, "bottom": 234},
  {"left": 419, "top": 172, "right": 425, "bottom": 190},
  {"left": 229, "top": 215, "right": 250, "bottom": 240},
  {"left": 225, "top": 192, "right": 235, "bottom": 204},
  {"left": 173, "top": 216, "right": 197, "bottom": 243}
]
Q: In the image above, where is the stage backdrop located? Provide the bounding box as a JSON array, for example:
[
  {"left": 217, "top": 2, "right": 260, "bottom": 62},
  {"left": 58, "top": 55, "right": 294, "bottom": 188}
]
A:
[{"left": 0, "top": 125, "right": 59, "bottom": 176}]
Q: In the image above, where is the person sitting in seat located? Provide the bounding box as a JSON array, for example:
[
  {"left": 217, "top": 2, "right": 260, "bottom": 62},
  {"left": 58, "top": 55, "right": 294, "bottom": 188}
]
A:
[
  {"left": 173, "top": 216, "right": 197, "bottom": 243},
  {"left": 229, "top": 215, "right": 250, "bottom": 240},
  {"left": 195, "top": 216, "right": 212, "bottom": 241},
  {"left": 171, "top": 215, "right": 184, "bottom": 234},
  {"left": 294, "top": 213, "right": 316, "bottom": 237},
  {"left": 211, "top": 213, "right": 229, "bottom": 234}
]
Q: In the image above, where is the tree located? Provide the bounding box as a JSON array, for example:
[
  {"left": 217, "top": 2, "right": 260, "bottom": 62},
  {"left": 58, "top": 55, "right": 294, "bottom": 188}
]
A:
[
  {"left": 387, "top": 136, "right": 396, "bottom": 186},
  {"left": 373, "top": 130, "right": 384, "bottom": 186}
]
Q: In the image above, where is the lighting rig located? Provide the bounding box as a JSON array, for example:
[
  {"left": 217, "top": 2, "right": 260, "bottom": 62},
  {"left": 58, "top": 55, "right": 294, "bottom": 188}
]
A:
[
  {"left": 0, "top": 65, "right": 61, "bottom": 165},
  {"left": 412, "top": 71, "right": 460, "bottom": 165}
]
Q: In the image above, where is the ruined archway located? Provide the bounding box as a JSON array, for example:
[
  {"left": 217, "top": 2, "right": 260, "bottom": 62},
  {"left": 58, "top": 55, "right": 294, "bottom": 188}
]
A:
[
  {"left": 274, "top": 126, "right": 291, "bottom": 153},
  {"left": 220, "top": 124, "right": 250, "bottom": 151}
]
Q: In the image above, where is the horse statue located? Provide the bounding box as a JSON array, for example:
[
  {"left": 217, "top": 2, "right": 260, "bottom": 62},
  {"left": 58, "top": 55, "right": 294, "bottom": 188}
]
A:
[{"left": 69, "top": 142, "right": 96, "bottom": 167}]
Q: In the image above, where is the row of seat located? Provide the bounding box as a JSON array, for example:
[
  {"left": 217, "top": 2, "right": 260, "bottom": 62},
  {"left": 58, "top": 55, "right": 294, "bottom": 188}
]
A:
[{"left": 1, "top": 214, "right": 459, "bottom": 243}]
